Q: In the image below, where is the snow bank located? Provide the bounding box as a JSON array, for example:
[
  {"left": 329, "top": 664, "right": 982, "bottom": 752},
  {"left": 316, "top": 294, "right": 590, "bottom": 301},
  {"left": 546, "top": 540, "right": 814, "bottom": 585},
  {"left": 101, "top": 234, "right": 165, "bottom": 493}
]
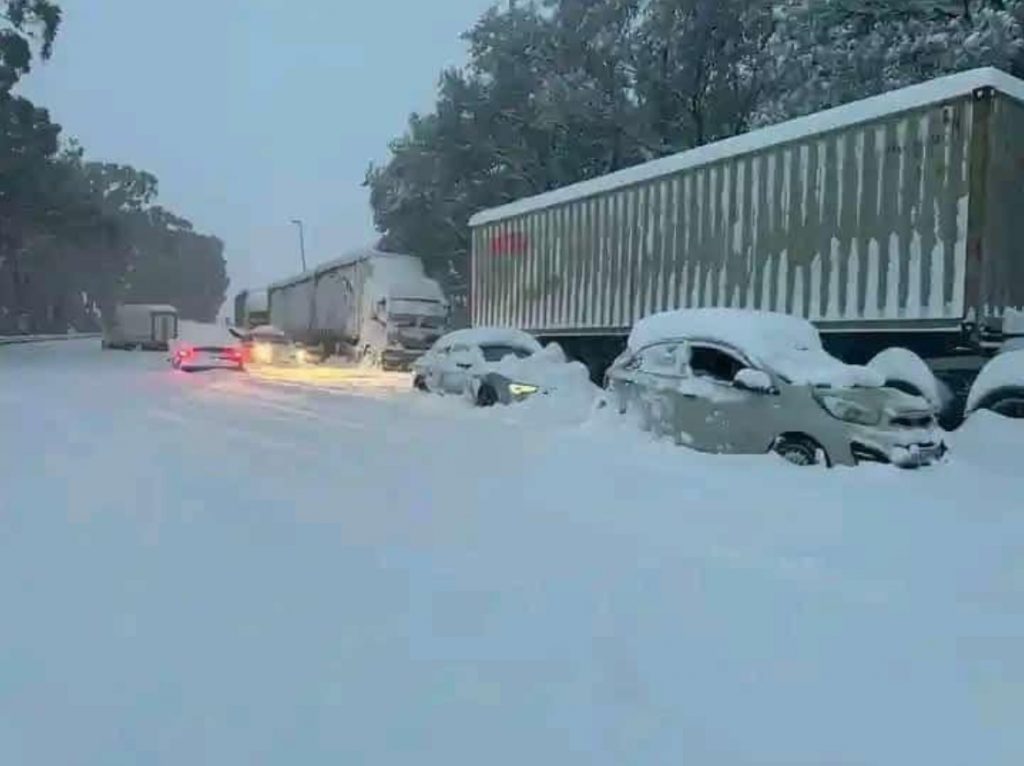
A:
[
  {"left": 868, "top": 347, "right": 945, "bottom": 407},
  {"left": 965, "top": 349, "right": 1024, "bottom": 413},
  {"left": 949, "top": 409, "right": 1024, "bottom": 477},
  {"left": 1001, "top": 337, "right": 1024, "bottom": 354},
  {"left": 1004, "top": 307, "right": 1024, "bottom": 336},
  {"left": 629, "top": 308, "right": 882, "bottom": 388},
  {"left": 4, "top": 340, "right": 1024, "bottom": 765}
]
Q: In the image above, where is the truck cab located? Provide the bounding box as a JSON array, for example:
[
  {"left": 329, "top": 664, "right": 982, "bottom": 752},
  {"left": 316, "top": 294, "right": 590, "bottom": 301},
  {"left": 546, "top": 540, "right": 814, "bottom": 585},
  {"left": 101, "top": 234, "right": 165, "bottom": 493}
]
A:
[{"left": 369, "top": 294, "right": 449, "bottom": 370}]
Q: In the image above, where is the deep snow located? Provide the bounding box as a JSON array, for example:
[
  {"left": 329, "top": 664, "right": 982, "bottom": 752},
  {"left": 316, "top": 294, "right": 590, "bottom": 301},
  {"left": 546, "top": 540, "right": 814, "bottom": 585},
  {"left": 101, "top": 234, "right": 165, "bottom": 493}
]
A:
[{"left": 2, "top": 338, "right": 1023, "bottom": 765}]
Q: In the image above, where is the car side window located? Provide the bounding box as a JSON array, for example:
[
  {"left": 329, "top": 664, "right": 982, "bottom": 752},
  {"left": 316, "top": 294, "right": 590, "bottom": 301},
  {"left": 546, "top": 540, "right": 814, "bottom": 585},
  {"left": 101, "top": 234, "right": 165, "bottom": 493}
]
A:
[
  {"left": 639, "top": 342, "right": 687, "bottom": 374},
  {"left": 689, "top": 344, "right": 745, "bottom": 383}
]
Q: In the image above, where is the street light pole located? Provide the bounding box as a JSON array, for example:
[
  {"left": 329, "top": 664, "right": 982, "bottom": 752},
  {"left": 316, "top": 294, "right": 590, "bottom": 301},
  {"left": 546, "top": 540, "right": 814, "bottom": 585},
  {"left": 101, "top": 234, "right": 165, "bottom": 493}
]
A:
[{"left": 291, "top": 219, "right": 307, "bottom": 272}]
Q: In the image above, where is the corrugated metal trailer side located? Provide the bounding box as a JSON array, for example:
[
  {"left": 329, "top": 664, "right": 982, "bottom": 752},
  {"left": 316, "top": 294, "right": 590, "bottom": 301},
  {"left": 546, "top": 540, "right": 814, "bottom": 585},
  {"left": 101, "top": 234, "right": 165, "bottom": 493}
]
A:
[
  {"left": 469, "top": 69, "right": 1024, "bottom": 343},
  {"left": 268, "top": 276, "right": 315, "bottom": 341}
]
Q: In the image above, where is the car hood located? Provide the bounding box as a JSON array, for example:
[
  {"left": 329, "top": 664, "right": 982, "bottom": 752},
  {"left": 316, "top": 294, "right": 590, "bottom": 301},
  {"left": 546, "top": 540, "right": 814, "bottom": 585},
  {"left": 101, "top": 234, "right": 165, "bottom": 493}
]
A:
[
  {"left": 487, "top": 343, "right": 590, "bottom": 391},
  {"left": 814, "top": 385, "right": 934, "bottom": 415}
]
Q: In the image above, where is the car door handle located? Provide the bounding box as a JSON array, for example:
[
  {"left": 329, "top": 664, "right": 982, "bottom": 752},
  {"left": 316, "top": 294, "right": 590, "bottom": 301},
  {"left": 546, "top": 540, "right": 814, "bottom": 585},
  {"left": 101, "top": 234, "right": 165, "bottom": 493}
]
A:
[
  {"left": 456, "top": 363, "right": 471, "bottom": 369},
  {"left": 680, "top": 393, "right": 697, "bottom": 399}
]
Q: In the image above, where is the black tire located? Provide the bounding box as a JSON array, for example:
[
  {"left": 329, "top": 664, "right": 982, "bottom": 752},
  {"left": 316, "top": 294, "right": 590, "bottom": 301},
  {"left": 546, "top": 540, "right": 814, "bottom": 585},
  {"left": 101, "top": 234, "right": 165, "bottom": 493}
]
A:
[
  {"left": 975, "top": 386, "right": 1024, "bottom": 419},
  {"left": 413, "top": 375, "right": 428, "bottom": 392},
  {"left": 476, "top": 384, "right": 499, "bottom": 408},
  {"left": 774, "top": 434, "right": 828, "bottom": 467}
]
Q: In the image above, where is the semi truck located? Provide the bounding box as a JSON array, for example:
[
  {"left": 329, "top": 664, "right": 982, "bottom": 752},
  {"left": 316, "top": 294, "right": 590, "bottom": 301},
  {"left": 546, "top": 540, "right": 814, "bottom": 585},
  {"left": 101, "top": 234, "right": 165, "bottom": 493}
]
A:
[
  {"left": 468, "top": 67, "right": 1024, "bottom": 420},
  {"left": 233, "top": 289, "right": 270, "bottom": 329},
  {"left": 267, "top": 247, "right": 449, "bottom": 370}
]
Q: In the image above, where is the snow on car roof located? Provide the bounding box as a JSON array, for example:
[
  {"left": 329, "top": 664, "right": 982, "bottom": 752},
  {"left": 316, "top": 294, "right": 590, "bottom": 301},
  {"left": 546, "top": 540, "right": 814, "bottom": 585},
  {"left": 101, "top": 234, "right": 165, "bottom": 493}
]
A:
[
  {"left": 628, "top": 308, "right": 819, "bottom": 352},
  {"left": 470, "top": 67, "right": 1024, "bottom": 227},
  {"left": 435, "top": 327, "right": 542, "bottom": 352},
  {"left": 629, "top": 308, "right": 882, "bottom": 388},
  {"left": 966, "top": 349, "right": 1024, "bottom": 414}
]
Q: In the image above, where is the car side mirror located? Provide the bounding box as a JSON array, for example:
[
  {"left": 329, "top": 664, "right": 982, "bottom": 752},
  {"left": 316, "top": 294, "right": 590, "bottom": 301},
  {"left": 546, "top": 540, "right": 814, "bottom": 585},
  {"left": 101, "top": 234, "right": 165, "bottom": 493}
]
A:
[{"left": 733, "top": 368, "right": 776, "bottom": 394}]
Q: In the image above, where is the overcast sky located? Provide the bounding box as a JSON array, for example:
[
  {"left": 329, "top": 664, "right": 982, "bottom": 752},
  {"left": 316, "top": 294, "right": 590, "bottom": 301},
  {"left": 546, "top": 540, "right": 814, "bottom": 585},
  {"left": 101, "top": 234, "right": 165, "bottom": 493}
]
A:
[{"left": 19, "top": 0, "right": 498, "bottom": 294}]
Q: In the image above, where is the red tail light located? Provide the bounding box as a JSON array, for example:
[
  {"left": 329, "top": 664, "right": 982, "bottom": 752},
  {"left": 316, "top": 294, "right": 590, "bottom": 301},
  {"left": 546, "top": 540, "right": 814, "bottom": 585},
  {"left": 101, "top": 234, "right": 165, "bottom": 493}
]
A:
[{"left": 177, "top": 346, "right": 194, "bottom": 359}]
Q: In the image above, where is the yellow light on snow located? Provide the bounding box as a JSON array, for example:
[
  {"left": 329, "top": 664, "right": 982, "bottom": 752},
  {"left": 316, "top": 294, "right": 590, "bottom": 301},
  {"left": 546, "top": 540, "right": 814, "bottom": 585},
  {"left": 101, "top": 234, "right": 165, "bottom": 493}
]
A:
[
  {"left": 253, "top": 343, "right": 273, "bottom": 363},
  {"left": 295, "top": 348, "right": 308, "bottom": 364}
]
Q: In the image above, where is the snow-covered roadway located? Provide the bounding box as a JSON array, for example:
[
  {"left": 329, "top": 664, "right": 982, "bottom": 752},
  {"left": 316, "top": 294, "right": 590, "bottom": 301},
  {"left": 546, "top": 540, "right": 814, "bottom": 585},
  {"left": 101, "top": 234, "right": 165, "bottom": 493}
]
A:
[{"left": 2, "top": 338, "right": 1022, "bottom": 765}]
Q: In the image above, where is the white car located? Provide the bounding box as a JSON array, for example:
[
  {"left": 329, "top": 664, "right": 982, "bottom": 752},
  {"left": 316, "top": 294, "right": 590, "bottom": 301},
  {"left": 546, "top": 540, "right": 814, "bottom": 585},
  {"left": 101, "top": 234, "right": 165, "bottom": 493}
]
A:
[
  {"left": 412, "top": 328, "right": 548, "bottom": 406},
  {"left": 170, "top": 343, "right": 245, "bottom": 373}
]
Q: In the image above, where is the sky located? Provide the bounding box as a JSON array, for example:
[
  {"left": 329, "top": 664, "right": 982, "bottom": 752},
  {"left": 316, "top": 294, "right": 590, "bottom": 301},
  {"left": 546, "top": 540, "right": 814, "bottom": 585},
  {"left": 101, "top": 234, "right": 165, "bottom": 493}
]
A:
[{"left": 18, "top": 0, "right": 499, "bottom": 295}]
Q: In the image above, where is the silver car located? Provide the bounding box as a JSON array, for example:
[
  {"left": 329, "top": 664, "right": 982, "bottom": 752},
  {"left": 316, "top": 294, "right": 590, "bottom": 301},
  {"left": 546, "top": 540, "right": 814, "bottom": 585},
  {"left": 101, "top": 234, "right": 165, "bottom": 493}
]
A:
[
  {"left": 412, "top": 328, "right": 547, "bottom": 406},
  {"left": 605, "top": 311, "right": 946, "bottom": 468}
]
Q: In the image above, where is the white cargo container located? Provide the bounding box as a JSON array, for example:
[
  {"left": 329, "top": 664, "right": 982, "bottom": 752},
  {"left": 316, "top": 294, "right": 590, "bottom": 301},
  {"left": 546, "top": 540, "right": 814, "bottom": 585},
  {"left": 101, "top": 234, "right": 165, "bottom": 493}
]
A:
[
  {"left": 102, "top": 304, "right": 178, "bottom": 351},
  {"left": 469, "top": 67, "right": 1024, "bottom": 420},
  {"left": 267, "top": 247, "right": 449, "bottom": 370}
]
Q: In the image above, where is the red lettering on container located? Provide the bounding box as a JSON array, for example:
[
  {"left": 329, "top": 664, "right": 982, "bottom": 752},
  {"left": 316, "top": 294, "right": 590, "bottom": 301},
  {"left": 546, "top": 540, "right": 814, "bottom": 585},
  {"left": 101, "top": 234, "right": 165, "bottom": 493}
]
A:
[{"left": 489, "top": 231, "right": 528, "bottom": 256}]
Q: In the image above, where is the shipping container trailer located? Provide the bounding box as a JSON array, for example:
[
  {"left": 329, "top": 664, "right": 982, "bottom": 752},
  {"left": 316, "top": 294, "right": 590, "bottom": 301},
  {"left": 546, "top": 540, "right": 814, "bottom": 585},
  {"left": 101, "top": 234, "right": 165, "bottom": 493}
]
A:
[{"left": 469, "top": 67, "right": 1024, "bottom": 412}]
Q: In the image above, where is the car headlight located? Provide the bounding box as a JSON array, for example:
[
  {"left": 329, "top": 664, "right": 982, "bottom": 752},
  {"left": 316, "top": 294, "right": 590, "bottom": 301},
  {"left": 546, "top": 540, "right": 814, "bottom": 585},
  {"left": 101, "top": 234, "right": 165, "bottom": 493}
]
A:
[
  {"left": 295, "top": 348, "right": 307, "bottom": 363},
  {"left": 253, "top": 343, "right": 273, "bottom": 363},
  {"left": 508, "top": 382, "right": 540, "bottom": 397},
  {"left": 816, "top": 394, "right": 881, "bottom": 426}
]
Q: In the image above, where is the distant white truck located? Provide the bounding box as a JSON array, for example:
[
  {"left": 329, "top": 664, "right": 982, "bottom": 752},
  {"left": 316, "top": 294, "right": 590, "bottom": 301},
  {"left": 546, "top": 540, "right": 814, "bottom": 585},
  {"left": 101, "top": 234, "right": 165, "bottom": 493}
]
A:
[
  {"left": 102, "top": 304, "right": 178, "bottom": 351},
  {"left": 267, "top": 248, "right": 449, "bottom": 370}
]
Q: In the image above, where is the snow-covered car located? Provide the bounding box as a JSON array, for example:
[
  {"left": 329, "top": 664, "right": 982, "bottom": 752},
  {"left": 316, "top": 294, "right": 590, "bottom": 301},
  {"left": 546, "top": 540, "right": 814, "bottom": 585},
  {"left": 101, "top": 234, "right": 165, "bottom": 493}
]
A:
[
  {"left": 963, "top": 349, "right": 1024, "bottom": 419},
  {"left": 605, "top": 309, "right": 946, "bottom": 468},
  {"left": 412, "top": 328, "right": 554, "bottom": 406},
  {"left": 230, "top": 324, "right": 311, "bottom": 366},
  {"left": 170, "top": 343, "right": 245, "bottom": 373}
]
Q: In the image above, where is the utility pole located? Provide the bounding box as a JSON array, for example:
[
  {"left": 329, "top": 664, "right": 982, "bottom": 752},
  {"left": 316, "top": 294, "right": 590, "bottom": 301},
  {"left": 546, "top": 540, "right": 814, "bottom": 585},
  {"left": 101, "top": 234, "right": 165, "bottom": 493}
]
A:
[{"left": 291, "top": 219, "right": 307, "bottom": 272}]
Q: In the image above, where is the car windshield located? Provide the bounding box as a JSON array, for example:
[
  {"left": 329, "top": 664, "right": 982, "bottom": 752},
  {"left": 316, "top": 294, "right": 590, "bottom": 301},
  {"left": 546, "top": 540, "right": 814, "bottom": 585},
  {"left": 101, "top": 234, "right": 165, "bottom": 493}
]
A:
[{"left": 480, "top": 344, "right": 532, "bottom": 362}]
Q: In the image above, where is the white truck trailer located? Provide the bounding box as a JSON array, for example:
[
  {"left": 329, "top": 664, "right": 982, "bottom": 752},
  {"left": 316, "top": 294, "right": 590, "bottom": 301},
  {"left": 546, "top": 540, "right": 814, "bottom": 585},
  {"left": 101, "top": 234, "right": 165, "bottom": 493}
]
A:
[
  {"left": 469, "top": 67, "right": 1024, "bottom": 420},
  {"left": 101, "top": 304, "right": 178, "bottom": 350},
  {"left": 268, "top": 248, "right": 449, "bottom": 370}
]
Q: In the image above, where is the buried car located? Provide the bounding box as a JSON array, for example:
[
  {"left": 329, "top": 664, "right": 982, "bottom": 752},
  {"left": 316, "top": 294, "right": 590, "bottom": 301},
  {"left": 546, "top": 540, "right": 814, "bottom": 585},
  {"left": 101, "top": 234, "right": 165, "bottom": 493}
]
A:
[
  {"left": 605, "top": 309, "right": 946, "bottom": 468},
  {"left": 412, "top": 327, "right": 557, "bottom": 406}
]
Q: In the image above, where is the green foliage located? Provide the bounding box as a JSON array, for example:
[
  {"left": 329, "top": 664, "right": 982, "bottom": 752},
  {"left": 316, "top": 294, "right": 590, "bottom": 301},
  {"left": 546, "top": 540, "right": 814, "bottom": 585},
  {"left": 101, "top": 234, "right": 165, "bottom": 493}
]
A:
[
  {"left": 0, "top": 0, "right": 227, "bottom": 332},
  {"left": 368, "top": 0, "right": 1024, "bottom": 314}
]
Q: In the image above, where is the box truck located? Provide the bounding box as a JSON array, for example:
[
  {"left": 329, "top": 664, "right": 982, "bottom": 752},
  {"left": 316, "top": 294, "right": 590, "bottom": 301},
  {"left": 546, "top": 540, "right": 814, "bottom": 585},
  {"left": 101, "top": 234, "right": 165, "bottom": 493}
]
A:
[
  {"left": 267, "top": 248, "right": 449, "bottom": 370},
  {"left": 469, "top": 67, "right": 1024, "bottom": 419},
  {"left": 101, "top": 304, "right": 178, "bottom": 350}
]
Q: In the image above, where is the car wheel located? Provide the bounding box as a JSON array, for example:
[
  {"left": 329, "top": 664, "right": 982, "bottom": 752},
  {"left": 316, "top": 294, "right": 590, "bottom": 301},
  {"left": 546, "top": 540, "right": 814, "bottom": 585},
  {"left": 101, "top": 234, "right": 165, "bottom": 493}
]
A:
[
  {"left": 413, "top": 375, "right": 428, "bottom": 392},
  {"left": 774, "top": 434, "right": 828, "bottom": 467},
  {"left": 975, "top": 386, "right": 1024, "bottom": 419},
  {"left": 476, "top": 384, "right": 498, "bottom": 407}
]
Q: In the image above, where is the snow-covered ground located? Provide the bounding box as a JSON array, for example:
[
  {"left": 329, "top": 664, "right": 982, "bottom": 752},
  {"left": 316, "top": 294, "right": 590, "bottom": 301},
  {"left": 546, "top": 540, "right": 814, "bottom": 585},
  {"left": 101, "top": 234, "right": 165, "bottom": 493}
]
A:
[{"left": 2, "top": 337, "right": 1023, "bottom": 765}]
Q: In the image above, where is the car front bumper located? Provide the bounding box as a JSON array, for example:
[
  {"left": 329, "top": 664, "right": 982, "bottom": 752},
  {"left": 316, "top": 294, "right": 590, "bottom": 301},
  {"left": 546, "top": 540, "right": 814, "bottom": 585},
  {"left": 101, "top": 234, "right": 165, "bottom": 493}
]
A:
[{"left": 844, "top": 428, "right": 947, "bottom": 468}]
